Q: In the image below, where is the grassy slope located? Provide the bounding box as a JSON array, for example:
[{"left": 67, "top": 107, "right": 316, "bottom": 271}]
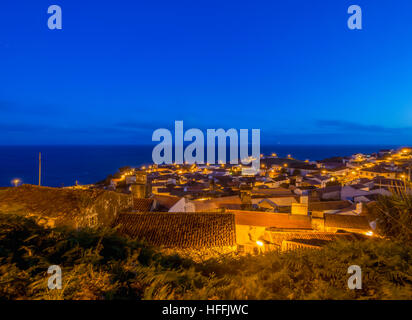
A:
[{"left": 1, "top": 213, "right": 411, "bottom": 300}]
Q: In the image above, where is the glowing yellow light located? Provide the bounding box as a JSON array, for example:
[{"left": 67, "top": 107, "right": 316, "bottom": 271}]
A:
[
  {"left": 365, "top": 231, "right": 373, "bottom": 237},
  {"left": 256, "top": 240, "right": 264, "bottom": 247},
  {"left": 331, "top": 177, "right": 335, "bottom": 182},
  {"left": 283, "top": 163, "right": 288, "bottom": 167},
  {"left": 11, "top": 178, "right": 21, "bottom": 187}
]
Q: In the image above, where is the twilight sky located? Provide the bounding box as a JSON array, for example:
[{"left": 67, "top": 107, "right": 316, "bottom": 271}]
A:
[{"left": 0, "top": 0, "right": 411, "bottom": 145}]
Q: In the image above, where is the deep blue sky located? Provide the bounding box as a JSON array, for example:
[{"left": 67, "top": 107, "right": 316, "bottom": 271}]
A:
[{"left": 0, "top": 0, "right": 411, "bottom": 145}]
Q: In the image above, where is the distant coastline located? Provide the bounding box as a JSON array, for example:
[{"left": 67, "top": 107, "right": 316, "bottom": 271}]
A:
[{"left": 0, "top": 145, "right": 401, "bottom": 187}]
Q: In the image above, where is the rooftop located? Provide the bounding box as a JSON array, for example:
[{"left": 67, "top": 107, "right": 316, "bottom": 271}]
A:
[
  {"left": 114, "top": 212, "right": 236, "bottom": 248},
  {"left": 324, "top": 214, "right": 371, "bottom": 231}
]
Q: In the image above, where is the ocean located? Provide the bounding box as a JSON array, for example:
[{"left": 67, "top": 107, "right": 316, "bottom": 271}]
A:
[{"left": 0, "top": 145, "right": 399, "bottom": 187}]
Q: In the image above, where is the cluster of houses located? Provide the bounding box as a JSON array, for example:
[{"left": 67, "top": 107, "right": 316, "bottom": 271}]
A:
[{"left": 103, "top": 147, "right": 411, "bottom": 253}]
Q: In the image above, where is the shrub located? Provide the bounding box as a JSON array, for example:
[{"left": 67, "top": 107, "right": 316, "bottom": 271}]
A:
[{"left": 0, "top": 214, "right": 411, "bottom": 300}]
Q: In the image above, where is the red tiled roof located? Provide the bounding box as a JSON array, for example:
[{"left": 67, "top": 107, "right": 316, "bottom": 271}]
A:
[
  {"left": 114, "top": 212, "right": 236, "bottom": 248},
  {"left": 325, "top": 214, "right": 371, "bottom": 230},
  {"left": 133, "top": 198, "right": 154, "bottom": 212},
  {"left": 309, "top": 201, "right": 352, "bottom": 212},
  {"left": 265, "top": 230, "right": 365, "bottom": 246},
  {"left": 153, "top": 194, "right": 180, "bottom": 209}
]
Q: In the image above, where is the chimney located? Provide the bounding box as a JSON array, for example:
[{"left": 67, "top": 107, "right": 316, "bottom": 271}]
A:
[
  {"left": 300, "top": 194, "right": 309, "bottom": 205},
  {"left": 292, "top": 192, "right": 309, "bottom": 216},
  {"left": 355, "top": 202, "right": 363, "bottom": 215},
  {"left": 130, "top": 184, "right": 146, "bottom": 199},
  {"left": 240, "top": 190, "right": 252, "bottom": 210}
]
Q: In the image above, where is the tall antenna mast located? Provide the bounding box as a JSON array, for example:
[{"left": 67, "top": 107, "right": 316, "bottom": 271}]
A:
[{"left": 39, "top": 152, "right": 41, "bottom": 186}]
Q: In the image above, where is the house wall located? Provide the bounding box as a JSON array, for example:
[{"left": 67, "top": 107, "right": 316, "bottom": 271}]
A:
[
  {"left": 252, "top": 196, "right": 297, "bottom": 206},
  {"left": 311, "top": 216, "right": 325, "bottom": 231},
  {"left": 235, "top": 224, "right": 266, "bottom": 245},
  {"left": 169, "top": 198, "right": 196, "bottom": 212},
  {"left": 321, "top": 191, "right": 341, "bottom": 201},
  {"left": 291, "top": 203, "right": 308, "bottom": 216},
  {"left": 324, "top": 226, "right": 369, "bottom": 234},
  {"left": 359, "top": 171, "right": 397, "bottom": 179},
  {"left": 130, "top": 184, "right": 146, "bottom": 198}
]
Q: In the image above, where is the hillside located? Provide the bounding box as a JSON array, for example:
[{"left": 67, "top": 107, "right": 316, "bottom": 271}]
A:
[
  {"left": 0, "top": 213, "right": 411, "bottom": 300},
  {"left": 0, "top": 185, "right": 132, "bottom": 228}
]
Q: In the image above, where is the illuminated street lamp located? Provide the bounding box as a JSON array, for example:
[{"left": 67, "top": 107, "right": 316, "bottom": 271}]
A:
[{"left": 11, "top": 178, "right": 21, "bottom": 187}]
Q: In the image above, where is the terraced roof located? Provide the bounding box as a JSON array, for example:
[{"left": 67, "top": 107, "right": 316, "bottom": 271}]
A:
[
  {"left": 264, "top": 230, "right": 365, "bottom": 246},
  {"left": 325, "top": 214, "right": 371, "bottom": 230},
  {"left": 114, "top": 212, "right": 236, "bottom": 248},
  {"left": 309, "top": 200, "right": 352, "bottom": 212},
  {"left": 132, "top": 198, "right": 154, "bottom": 212}
]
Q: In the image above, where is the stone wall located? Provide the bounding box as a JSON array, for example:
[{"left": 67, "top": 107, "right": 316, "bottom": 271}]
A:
[{"left": 0, "top": 185, "right": 133, "bottom": 228}]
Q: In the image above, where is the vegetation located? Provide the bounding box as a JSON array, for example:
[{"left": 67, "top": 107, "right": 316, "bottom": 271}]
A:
[
  {"left": 366, "top": 189, "right": 412, "bottom": 242},
  {"left": 0, "top": 213, "right": 411, "bottom": 300}
]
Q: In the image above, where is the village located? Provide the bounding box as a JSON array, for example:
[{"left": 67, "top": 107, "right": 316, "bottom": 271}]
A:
[
  {"left": 80, "top": 146, "right": 412, "bottom": 254},
  {"left": 1, "top": 147, "right": 410, "bottom": 256}
]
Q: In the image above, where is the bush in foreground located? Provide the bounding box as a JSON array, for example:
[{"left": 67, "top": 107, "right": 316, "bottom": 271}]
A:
[{"left": 0, "top": 214, "right": 411, "bottom": 300}]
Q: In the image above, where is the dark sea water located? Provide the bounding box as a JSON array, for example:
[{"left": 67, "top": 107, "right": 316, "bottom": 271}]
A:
[{"left": 0, "top": 145, "right": 399, "bottom": 187}]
